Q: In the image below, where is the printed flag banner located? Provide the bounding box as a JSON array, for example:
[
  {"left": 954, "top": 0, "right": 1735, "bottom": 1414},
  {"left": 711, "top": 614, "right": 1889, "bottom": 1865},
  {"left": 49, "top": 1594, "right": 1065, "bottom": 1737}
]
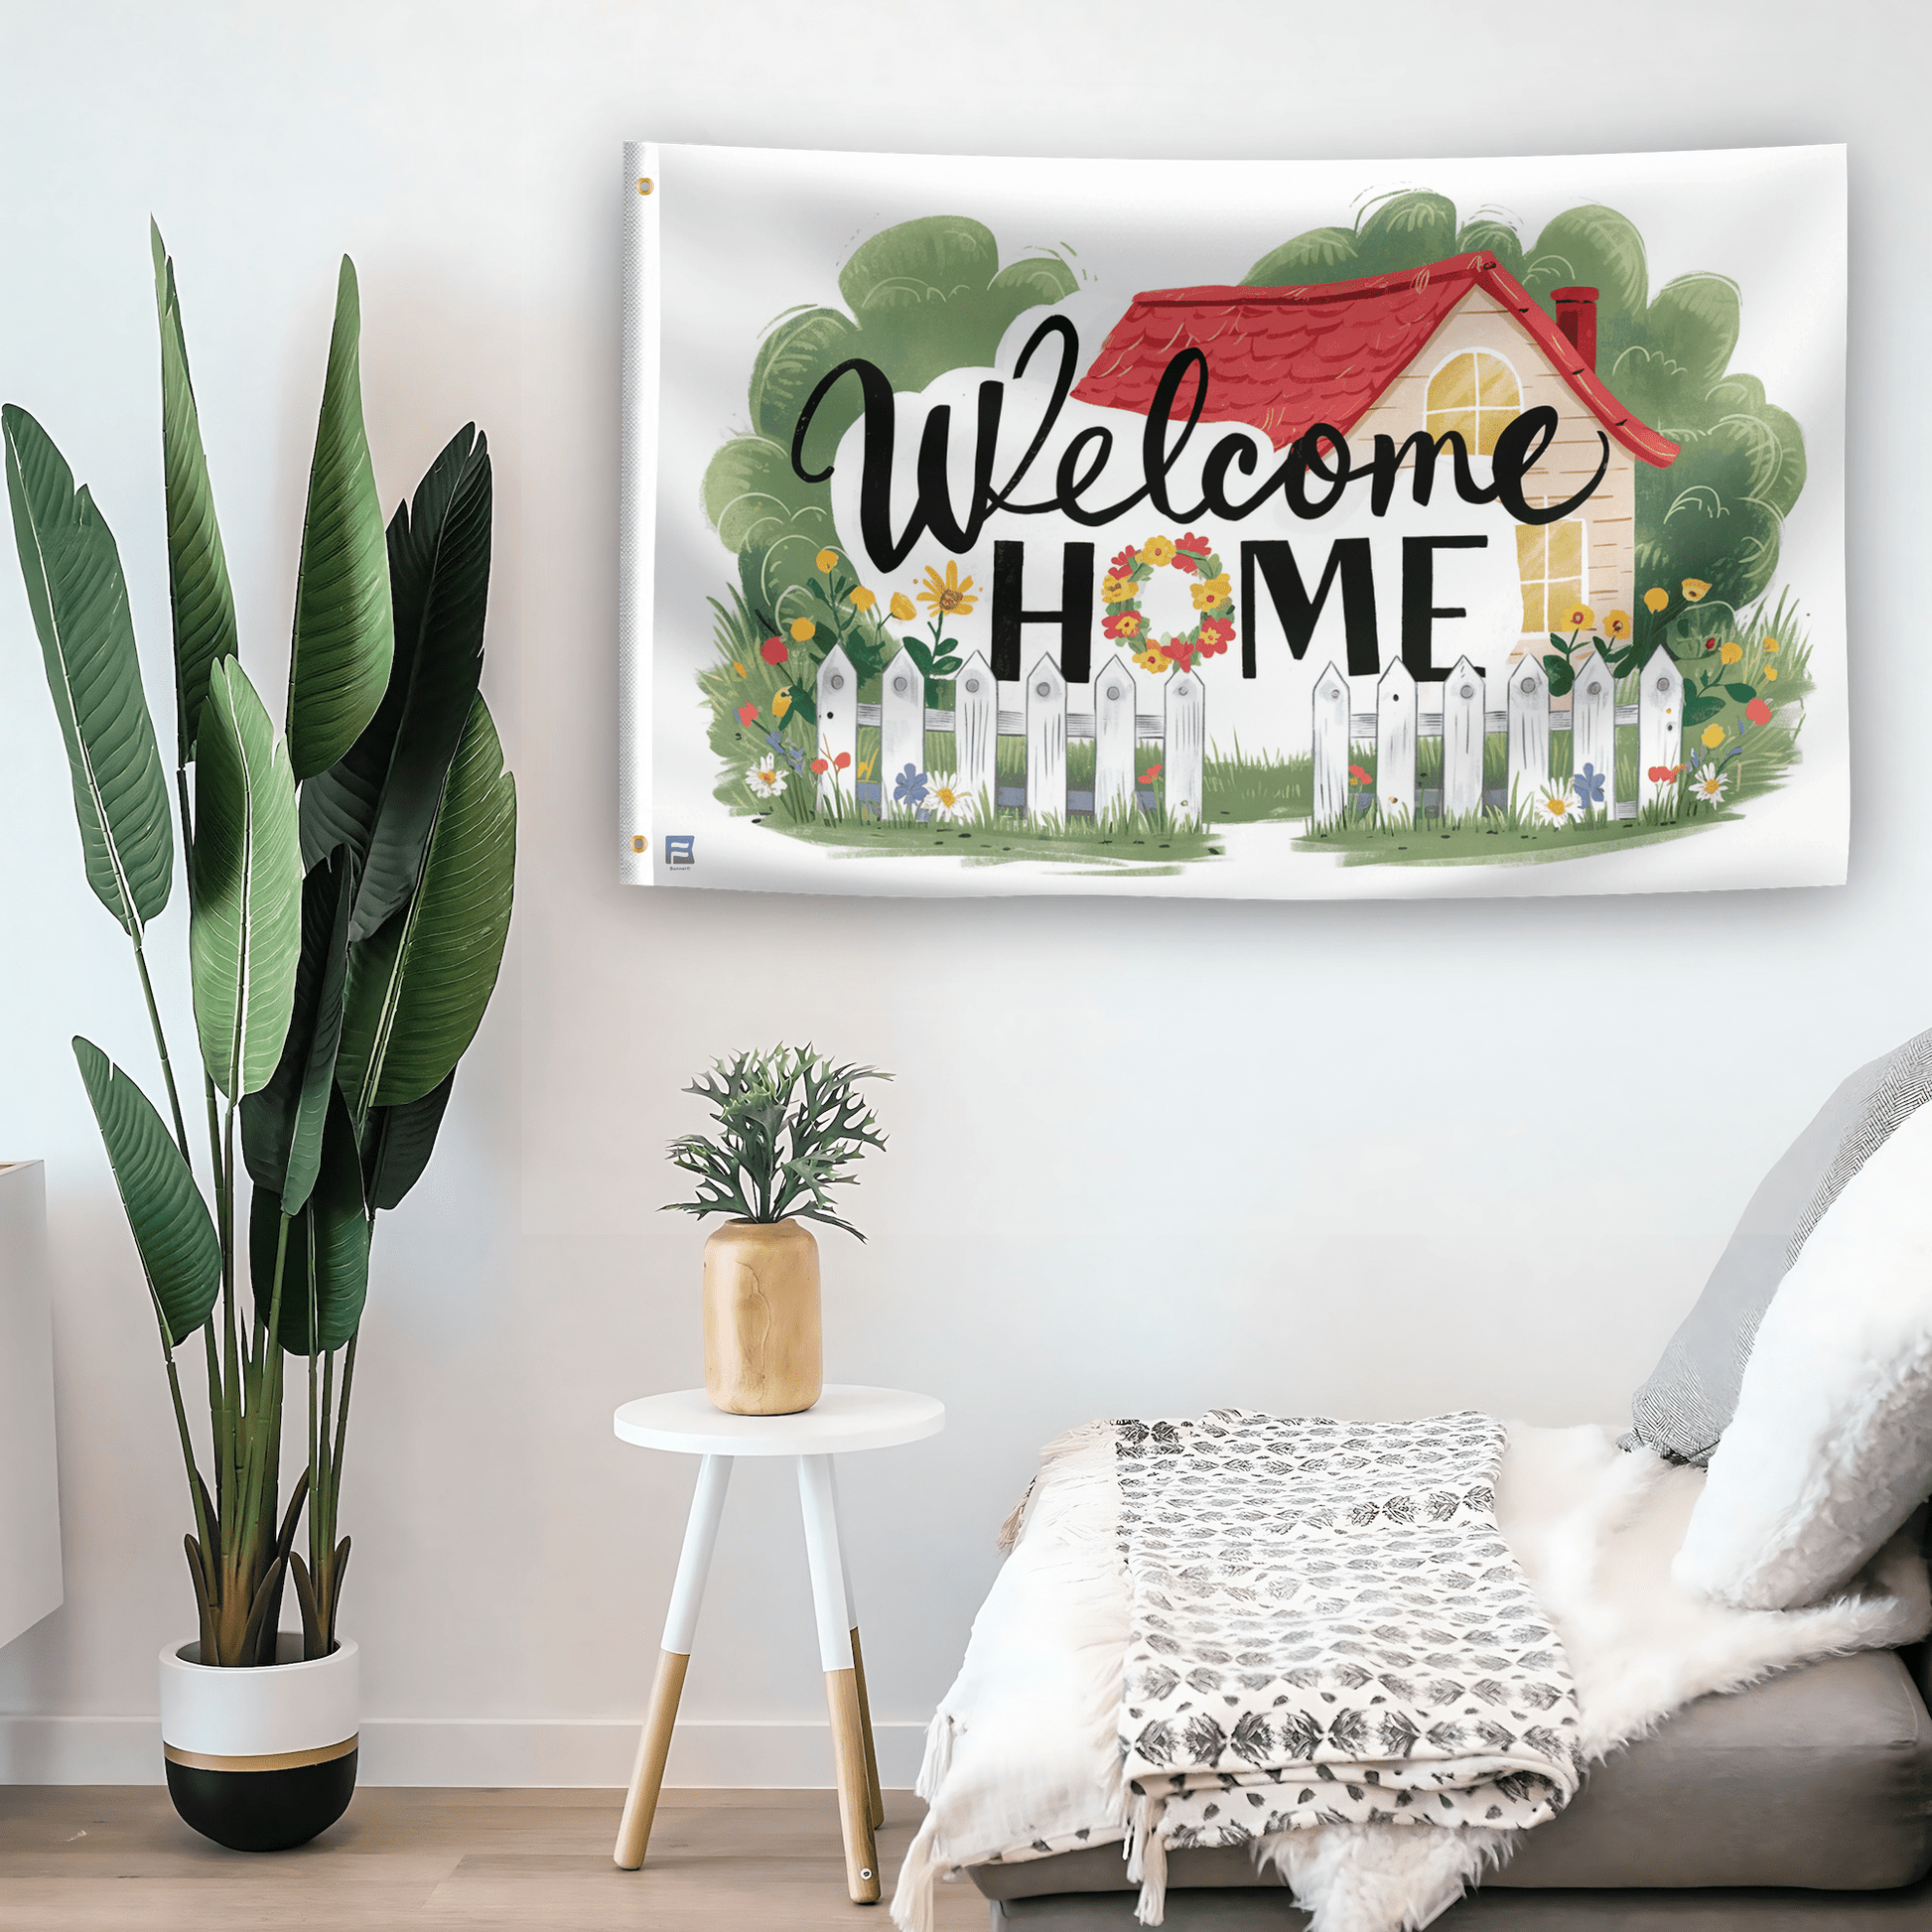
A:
[{"left": 620, "top": 143, "right": 1846, "bottom": 899}]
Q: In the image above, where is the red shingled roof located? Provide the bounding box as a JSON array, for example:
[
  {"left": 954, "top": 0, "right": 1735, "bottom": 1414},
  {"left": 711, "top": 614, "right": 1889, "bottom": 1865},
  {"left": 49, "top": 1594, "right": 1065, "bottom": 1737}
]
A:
[{"left": 1072, "top": 252, "right": 1679, "bottom": 468}]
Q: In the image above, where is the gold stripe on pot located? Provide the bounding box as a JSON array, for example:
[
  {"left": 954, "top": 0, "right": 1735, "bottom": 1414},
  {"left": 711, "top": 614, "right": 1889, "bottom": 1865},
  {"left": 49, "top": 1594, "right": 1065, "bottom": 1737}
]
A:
[{"left": 163, "top": 1734, "right": 358, "bottom": 1774}]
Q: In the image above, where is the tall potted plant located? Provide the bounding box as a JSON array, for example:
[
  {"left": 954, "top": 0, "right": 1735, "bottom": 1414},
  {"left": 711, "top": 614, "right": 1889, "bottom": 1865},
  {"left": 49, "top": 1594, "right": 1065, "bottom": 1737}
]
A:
[{"left": 4, "top": 226, "right": 515, "bottom": 1852}]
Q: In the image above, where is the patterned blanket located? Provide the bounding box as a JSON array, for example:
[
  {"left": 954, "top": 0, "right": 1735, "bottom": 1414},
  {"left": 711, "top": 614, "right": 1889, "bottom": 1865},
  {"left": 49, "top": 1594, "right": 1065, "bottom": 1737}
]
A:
[{"left": 1115, "top": 1411, "right": 1584, "bottom": 1899}]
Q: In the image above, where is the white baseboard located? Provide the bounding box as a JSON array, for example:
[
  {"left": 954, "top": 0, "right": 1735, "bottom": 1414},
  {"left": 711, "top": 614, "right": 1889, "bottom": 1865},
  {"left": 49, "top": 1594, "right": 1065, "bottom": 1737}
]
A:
[{"left": 0, "top": 1714, "right": 929, "bottom": 1788}]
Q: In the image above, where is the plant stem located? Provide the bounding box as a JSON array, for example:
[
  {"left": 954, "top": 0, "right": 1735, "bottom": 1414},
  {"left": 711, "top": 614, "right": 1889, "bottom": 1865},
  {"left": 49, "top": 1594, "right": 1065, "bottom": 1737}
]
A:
[{"left": 130, "top": 940, "right": 192, "bottom": 1166}]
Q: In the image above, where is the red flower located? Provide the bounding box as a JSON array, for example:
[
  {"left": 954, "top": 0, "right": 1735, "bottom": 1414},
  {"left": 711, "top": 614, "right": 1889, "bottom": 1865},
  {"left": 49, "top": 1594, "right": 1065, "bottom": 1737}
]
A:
[
  {"left": 1646, "top": 762, "right": 1686, "bottom": 783},
  {"left": 759, "top": 636, "right": 787, "bottom": 665},
  {"left": 1198, "top": 616, "right": 1233, "bottom": 643},
  {"left": 736, "top": 703, "right": 759, "bottom": 726},
  {"left": 1161, "top": 638, "right": 1193, "bottom": 665},
  {"left": 1744, "top": 697, "right": 1773, "bottom": 725},
  {"left": 1171, "top": 551, "right": 1198, "bottom": 574},
  {"left": 1197, "top": 633, "right": 1227, "bottom": 657},
  {"left": 1103, "top": 612, "right": 1145, "bottom": 639},
  {"left": 1109, "top": 546, "right": 1139, "bottom": 574},
  {"left": 1704, "top": 637, "right": 1717, "bottom": 652},
  {"left": 1174, "top": 531, "right": 1211, "bottom": 556},
  {"left": 834, "top": 751, "right": 852, "bottom": 770},
  {"left": 1348, "top": 763, "right": 1373, "bottom": 787},
  {"left": 810, "top": 758, "right": 829, "bottom": 773},
  {"left": 1140, "top": 762, "right": 1163, "bottom": 784}
]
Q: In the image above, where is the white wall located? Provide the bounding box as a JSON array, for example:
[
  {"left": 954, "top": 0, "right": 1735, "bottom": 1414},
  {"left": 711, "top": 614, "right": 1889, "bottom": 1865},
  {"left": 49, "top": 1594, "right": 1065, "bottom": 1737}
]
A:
[{"left": 0, "top": 0, "right": 1925, "bottom": 1787}]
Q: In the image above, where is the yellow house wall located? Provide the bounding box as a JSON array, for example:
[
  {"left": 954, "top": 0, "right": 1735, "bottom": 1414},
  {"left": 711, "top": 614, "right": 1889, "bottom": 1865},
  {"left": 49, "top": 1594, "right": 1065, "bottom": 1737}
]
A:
[{"left": 1347, "top": 287, "right": 1637, "bottom": 651}]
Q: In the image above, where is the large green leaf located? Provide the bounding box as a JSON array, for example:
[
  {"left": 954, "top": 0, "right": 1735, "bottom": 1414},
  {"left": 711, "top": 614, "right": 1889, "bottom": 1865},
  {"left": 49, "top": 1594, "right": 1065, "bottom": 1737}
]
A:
[
  {"left": 338, "top": 693, "right": 515, "bottom": 1114},
  {"left": 3, "top": 404, "right": 174, "bottom": 935},
  {"left": 250, "top": 1085, "right": 368, "bottom": 1354},
  {"left": 300, "top": 425, "right": 490, "bottom": 939},
  {"left": 151, "top": 223, "right": 238, "bottom": 762},
  {"left": 190, "top": 657, "right": 303, "bottom": 1098},
  {"left": 241, "top": 848, "right": 354, "bottom": 1214},
  {"left": 287, "top": 257, "right": 393, "bottom": 780},
  {"left": 73, "top": 1036, "right": 219, "bottom": 1347},
  {"left": 360, "top": 1069, "right": 455, "bottom": 1212}
]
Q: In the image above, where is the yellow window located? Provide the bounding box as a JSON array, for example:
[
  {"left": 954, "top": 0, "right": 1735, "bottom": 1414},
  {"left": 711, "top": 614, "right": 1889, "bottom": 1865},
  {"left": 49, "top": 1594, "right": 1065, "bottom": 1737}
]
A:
[
  {"left": 1426, "top": 350, "right": 1522, "bottom": 457},
  {"left": 1517, "top": 520, "right": 1587, "bottom": 635}
]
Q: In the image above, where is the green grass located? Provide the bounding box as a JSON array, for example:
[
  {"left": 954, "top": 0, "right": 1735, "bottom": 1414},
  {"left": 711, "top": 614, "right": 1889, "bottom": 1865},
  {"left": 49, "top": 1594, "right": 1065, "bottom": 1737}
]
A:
[{"left": 1202, "top": 739, "right": 1312, "bottom": 821}]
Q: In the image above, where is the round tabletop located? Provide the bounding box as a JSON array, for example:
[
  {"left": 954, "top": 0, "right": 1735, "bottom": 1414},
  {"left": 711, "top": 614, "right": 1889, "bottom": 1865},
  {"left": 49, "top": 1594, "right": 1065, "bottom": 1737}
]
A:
[{"left": 613, "top": 1384, "right": 945, "bottom": 1457}]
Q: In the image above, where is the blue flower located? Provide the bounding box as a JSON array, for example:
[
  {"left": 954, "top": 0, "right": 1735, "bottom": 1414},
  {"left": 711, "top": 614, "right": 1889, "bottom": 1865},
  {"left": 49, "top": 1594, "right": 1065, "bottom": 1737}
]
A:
[
  {"left": 893, "top": 762, "right": 930, "bottom": 806},
  {"left": 1571, "top": 762, "right": 1605, "bottom": 808},
  {"left": 765, "top": 730, "right": 805, "bottom": 774}
]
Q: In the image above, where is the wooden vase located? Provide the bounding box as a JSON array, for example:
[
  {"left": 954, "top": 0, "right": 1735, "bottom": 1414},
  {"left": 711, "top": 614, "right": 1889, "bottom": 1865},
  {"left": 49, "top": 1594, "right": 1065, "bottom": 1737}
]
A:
[{"left": 702, "top": 1218, "right": 822, "bottom": 1416}]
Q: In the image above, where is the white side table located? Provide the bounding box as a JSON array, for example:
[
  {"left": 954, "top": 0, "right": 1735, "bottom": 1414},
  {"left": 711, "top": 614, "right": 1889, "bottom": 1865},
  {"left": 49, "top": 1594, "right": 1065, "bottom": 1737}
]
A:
[{"left": 611, "top": 1383, "right": 944, "bottom": 1902}]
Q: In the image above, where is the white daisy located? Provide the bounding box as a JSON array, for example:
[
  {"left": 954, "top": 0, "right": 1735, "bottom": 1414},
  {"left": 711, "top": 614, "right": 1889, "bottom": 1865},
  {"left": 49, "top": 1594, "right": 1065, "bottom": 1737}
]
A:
[
  {"left": 746, "top": 761, "right": 786, "bottom": 799},
  {"left": 1530, "top": 783, "right": 1580, "bottom": 827},
  {"left": 926, "top": 777, "right": 973, "bottom": 822},
  {"left": 1689, "top": 765, "right": 1728, "bottom": 804}
]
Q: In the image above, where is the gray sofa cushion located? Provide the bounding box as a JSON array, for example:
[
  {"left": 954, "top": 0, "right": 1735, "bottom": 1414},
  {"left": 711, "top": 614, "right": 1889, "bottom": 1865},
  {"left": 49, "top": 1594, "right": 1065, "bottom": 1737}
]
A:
[
  {"left": 969, "top": 1650, "right": 1932, "bottom": 1900},
  {"left": 1624, "top": 1028, "right": 1932, "bottom": 1465}
]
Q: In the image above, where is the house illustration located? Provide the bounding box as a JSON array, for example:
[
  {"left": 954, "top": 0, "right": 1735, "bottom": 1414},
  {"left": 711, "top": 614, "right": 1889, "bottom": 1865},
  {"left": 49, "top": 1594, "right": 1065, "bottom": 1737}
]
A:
[{"left": 1071, "top": 252, "right": 1679, "bottom": 659}]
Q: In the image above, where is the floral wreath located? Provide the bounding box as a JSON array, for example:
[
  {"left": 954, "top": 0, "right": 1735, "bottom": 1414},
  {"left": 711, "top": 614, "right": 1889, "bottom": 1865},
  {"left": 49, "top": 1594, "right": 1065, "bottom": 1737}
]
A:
[{"left": 1099, "top": 531, "right": 1236, "bottom": 677}]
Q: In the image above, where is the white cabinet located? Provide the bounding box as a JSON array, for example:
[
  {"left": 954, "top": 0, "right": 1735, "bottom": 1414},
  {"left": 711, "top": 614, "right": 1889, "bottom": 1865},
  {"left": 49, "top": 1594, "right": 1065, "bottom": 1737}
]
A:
[{"left": 0, "top": 1162, "right": 62, "bottom": 1648}]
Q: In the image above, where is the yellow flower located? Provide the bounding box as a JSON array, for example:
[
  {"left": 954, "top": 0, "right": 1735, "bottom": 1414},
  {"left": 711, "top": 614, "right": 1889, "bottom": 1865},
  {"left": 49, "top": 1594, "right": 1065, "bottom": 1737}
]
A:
[
  {"left": 1189, "top": 575, "right": 1231, "bottom": 612},
  {"left": 815, "top": 548, "right": 840, "bottom": 574},
  {"left": 1681, "top": 578, "right": 1711, "bottom": 603},
  {"left": 1604, "top": 610, "right": 1631, "bottom": 638},
  {"left": 1134, "top": 647, "right": 1171, "bottom": 675},
  {"left": 1101, "top": 574, "right": 1137, "bottom": 603},
  {"left": 1764, "top": 666, "right": 1778, "bottom": 681},
  {"left": 789, "top": 618, "right": 816, "bottom": 642},
  {"left": 1719, "top": 640, "right": 1743, "bottom": 665},
  {"left": 917, "top": 561, "right": 978, "bottom": 617},
  {"left": 733, "top": 661, "right": 747, "bottom": 678},
  {"left": 1762, "top": 637, "right": 1780, "bottom": 654},
  {"left": 1563, "top": 603, "right": 1595, "bottom": 631},
  {"left": 1642, "top": 587, "right": 1670, "bottom": 613},
  {"left": 1701, "top": 723, "right": 1726, "bottom": 750},
  {"left": 1141, "top": 535, "right": 1176, "bottom": 568},
  {"left": 848, "top": 587, "right": 876, "bottom": 612},
  {"left": 772, "top": 689, "right": 791, "bottom": 719},
  {"left": 889, "top": 592, "right": 916, "bottom": 621}
]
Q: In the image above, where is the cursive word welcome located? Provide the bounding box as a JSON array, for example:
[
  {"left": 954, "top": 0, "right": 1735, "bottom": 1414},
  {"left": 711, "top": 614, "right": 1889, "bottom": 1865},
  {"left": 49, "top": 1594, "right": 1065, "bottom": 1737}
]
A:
[{"left": 790, "top": 315, "right": 1611, "bottom": 577}]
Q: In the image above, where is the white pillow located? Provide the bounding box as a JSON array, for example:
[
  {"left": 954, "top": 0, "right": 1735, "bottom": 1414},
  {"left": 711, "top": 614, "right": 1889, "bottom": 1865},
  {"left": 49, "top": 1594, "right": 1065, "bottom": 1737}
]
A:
[{"left": 1672, "top": 1098, "right": 1932, "bottom": 1610}]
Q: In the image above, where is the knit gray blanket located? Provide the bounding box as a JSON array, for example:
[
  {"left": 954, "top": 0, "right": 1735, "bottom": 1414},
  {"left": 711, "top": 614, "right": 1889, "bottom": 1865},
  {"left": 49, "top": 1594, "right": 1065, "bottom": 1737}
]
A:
[{"left": 1113, "top": 1411, "right": 1584, "bottom": 1903}]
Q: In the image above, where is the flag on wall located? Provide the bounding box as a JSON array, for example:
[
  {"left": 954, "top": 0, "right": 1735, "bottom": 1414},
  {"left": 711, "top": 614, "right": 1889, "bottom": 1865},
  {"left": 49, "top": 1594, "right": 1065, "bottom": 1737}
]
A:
[{"left": 620, "top": 143, "right": 1846, "bottom": 900}]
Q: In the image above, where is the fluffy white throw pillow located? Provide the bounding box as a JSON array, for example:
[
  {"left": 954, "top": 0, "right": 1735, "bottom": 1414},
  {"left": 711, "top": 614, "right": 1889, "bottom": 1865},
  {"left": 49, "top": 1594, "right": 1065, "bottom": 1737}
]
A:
[{"left": 1674, "top": 1099, "right": 1932, "bottom": 1609}]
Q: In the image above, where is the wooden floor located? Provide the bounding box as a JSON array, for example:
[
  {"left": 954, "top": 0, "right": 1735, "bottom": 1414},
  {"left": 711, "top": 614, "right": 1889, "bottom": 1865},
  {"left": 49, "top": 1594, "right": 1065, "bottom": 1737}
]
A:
[{"left": 0, "top": 1786, "right": 990, "bottom": 1930}]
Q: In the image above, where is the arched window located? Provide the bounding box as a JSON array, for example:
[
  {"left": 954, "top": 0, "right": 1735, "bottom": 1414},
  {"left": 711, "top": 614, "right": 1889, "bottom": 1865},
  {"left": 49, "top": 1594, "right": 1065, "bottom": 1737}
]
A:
[{"left": 1424, "top": 350, "right": 1521, "bottom": 457}]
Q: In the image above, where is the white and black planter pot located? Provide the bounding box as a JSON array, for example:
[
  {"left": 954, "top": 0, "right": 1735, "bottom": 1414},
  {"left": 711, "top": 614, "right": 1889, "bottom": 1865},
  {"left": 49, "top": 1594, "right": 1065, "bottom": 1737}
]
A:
[{"left": 159, "top": 1635, "right": 358, "bottom": 1852}]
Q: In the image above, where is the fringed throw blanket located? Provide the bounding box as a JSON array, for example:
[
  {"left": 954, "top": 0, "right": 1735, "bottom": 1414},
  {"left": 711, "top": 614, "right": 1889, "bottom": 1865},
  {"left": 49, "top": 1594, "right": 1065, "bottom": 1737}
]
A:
[
  {"left": 1114, "top": 1412, "right": 1583, "bottom": 1913},
  {"left": 894, "top": 1418, "right": 1931, "bottom": 1932}
]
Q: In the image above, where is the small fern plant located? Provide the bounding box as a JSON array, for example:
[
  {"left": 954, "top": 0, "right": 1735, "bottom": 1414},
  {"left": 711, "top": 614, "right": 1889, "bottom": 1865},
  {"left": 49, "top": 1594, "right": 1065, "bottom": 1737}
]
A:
[{"left": 664, "top": 1045, "right": 889, "bottom": 1239}]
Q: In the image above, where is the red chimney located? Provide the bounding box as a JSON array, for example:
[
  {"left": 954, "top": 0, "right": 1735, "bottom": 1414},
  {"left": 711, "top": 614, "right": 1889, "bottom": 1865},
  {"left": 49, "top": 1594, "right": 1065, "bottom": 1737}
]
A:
[{"left": 1552, "top": 286, "right": 1598, "bottom": 373}]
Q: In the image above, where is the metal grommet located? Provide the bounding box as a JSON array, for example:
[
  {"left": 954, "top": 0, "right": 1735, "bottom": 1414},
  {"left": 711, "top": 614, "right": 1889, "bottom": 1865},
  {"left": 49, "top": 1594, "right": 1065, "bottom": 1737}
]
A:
[{"left": 637, "top": 177, "right": 653, "bottom": 196}]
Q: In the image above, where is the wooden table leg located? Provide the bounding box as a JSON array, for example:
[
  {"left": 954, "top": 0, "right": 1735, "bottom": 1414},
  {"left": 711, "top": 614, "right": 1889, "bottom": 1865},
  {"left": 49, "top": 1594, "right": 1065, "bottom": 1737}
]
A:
[
  {"left": 828, "top": 1461, "right": 884, "bottom": 1831},
  {"left": 798, "top": 1453, "right": 881, "bottom": 1904},
  {"left": 615, "top": 1453, "right": 733, "bottom": 1869},
  {"left": 849, "top": 1625, "right": 885, "bottom": 1832}
]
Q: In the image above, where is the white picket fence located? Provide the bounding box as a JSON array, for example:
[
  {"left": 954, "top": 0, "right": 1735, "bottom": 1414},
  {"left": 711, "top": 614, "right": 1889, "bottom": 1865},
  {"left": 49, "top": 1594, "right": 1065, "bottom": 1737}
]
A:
[
  {"left": 1311, "top": 643, "right": 1686, "bottom": 825},
  {"left": 813, "top": 644, "right": 1205, "bottom": 825}
]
